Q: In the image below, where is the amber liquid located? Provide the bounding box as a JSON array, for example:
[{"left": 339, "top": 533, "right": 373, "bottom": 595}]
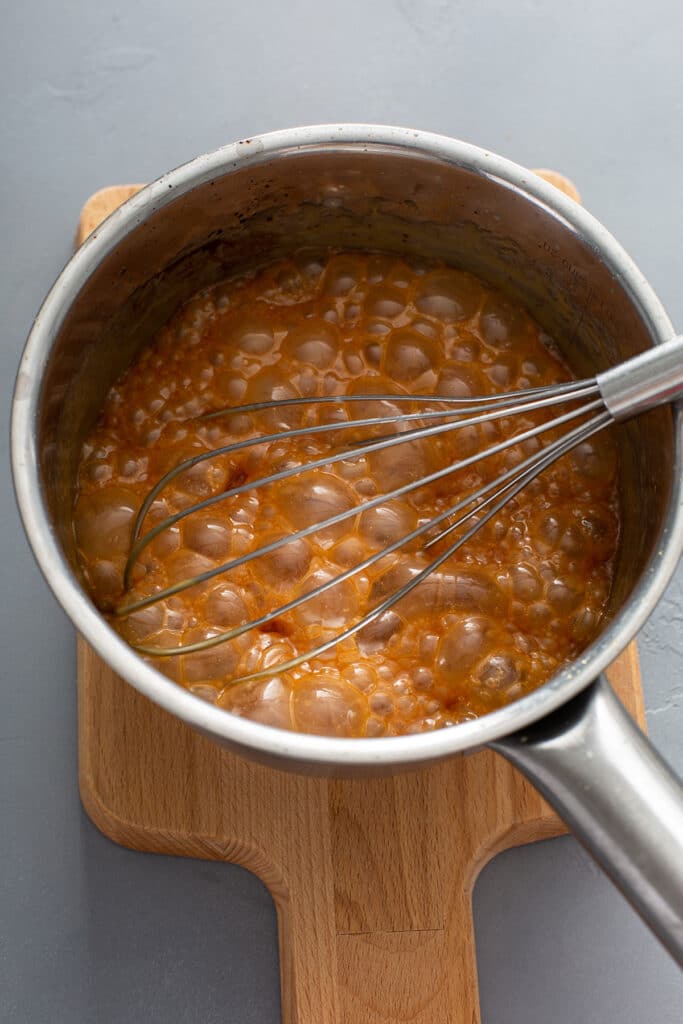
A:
[{"left": 74, "top": 252, "right": 619, "bottom": 737}]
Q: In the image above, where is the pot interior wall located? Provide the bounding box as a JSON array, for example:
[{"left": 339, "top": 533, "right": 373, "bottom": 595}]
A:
[{"left": 38, "top": 145, "right": 674, "bottom": 619}]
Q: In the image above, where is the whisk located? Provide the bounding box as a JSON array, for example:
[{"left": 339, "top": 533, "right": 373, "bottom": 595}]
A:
[{"left": 114, "top": 335, "right": 683, "bottom": 686}]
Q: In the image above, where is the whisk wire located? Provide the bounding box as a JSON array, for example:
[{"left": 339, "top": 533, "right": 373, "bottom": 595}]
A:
[
  {"left": 202, "top": 411, "right": 612, "bottom": 691},
  {"left": 123, "top": 383, "right": 601, "bottom": 589},
  {"left": 118, "top": 395, "right": 605, "bottom": 617},
  {"left": 198, "top": 379, "right": 599, "bottom": 421},
  {"left": 127, "top": 408, "right": 612, "bottom": 667}
]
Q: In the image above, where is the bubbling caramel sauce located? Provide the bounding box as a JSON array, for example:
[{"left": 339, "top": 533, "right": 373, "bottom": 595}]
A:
[{"left": 74, "top": 252, "right": 619, "bottom": 737}]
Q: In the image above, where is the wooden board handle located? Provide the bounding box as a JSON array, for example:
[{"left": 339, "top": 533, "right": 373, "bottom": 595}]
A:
[
  {"left": 281, "top": 767, "right": 486, "bottom": 1023},
  {"left": 218, "top": 750, "right": 563, "bottom": 1023}
]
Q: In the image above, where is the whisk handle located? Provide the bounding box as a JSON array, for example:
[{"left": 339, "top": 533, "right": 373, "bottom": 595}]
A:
[{"left": 597, "top": 334, "right": 683, "bottom": 419}]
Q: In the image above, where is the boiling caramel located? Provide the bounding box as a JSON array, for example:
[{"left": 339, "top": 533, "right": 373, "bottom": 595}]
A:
[{"left": 75, "top": 252, "right": 619, "bottom": 737}]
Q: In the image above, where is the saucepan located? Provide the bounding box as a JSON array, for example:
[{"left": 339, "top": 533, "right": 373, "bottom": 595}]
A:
[{"left": 11, "top": 125, "right": 683, "bottom": 962}]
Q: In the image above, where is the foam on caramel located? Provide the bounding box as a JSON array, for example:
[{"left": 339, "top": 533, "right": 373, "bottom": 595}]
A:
[{"left": 74, "top": 252, "right": 619, "bottom": 737}]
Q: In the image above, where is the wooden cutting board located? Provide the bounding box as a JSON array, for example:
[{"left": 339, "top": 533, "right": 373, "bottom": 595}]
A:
[{"left": 76, "top": 176, "right": 647, "bottom": 1024}]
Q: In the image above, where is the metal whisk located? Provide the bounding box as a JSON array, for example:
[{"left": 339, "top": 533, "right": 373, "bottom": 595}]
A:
[{"left": 115, "top": 335, "right": 683, "bottom": 686}]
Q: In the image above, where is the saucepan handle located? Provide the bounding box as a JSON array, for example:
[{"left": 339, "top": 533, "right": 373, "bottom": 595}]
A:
[{"left": 492, "top": 675, "right": 683, "bottom": 964}]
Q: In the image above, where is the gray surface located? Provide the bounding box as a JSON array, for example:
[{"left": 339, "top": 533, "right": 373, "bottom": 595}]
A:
[{"left": 1, "top": 0, "right": 682, "bottom": 1020}]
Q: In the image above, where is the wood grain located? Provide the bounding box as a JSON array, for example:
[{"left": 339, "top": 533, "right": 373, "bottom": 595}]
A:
[{"left": 75, "top": 176, "right": 645, "bottom": 1024}]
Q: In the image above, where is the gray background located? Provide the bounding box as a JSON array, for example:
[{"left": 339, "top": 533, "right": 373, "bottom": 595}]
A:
[{"left": 2, "top": 0, "right": 682, "bottom": 1020}]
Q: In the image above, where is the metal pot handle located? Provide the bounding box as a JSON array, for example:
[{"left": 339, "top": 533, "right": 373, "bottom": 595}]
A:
[{"left": 493, "top": 675, "right": 683, "bottom": 964}]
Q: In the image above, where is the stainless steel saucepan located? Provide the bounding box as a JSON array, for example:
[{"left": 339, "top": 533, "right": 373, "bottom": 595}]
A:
[{"left": 11, "top": 125, "right": 683, "bottom": 962}]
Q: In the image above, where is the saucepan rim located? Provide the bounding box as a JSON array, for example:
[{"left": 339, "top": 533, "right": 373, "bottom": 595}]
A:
[{"left": 11, "top": 123, "right": 683, "bottom": 769}]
